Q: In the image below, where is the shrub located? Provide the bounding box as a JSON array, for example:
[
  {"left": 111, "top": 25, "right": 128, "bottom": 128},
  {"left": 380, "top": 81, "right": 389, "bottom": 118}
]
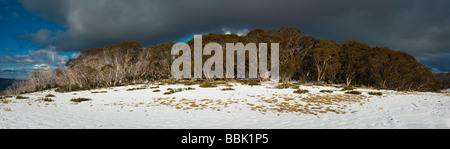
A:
[
  {"left": 126, "top": 87, "right": 147, "bottom": 91},
  {"left": 368, "top": 92, "right": 383, "bottom": 96},
  {"left": 320, "top": 90, "right": 333, "bottom": 93},
  {"left": 16, "top": 96, "right": 29, "bottom": 99},
  {"left": 163, "top": 90, "right": 175, "bottom": 95},
  {"left": 220, "top": 87, "right": 235, "bottom": 91},
  {"left": 91, "top": 91, "right": 108, "bottom": 94},
  {"left": 182, "top": 81, "right": 202, "bottom": 86},
  {"left": 234, "top": 80, "right": 261, "bottom": 86},
  {"left": 293, "top": 89, "right": 309, "bottom": 94},
  {"left": 1, "top": 99, "right": 12, "bottom": 104},
  {"left": 275, "top": 84, "right": 299, "bottom": 89},
  {"left": 340, "top": 86, "right": 356, "bottom": 91},
  {"left": 55, "top": 86, "right": 90, "bottom": 93},
  {"left": 45, "top": 94, "right": 56, "bottom": 97},
  {"left": 246, "top": 81, "right": 261, "bottom": 86},
  {"left": 163, "top": 87, "right": 195, "bottom": 95},
  {"left": 345, "top": 91, "right": 361, "bottom": 95},
  {"left": 199, "top": 83, "right": 217, "bottom": 88},
  {"left": 70, "top": 98, "right": 92, "bottom": 102},
  {"left": 184, "top": 87, "right": 195, "bottom": 91},
  {"left": 38, "top": 97, "right": 54, "bottom": 102}
]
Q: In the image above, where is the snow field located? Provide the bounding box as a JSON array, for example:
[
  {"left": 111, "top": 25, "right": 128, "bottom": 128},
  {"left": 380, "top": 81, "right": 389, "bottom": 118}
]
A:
[{"left": 1, "top": 82, "right": 449, "bottom": 128}]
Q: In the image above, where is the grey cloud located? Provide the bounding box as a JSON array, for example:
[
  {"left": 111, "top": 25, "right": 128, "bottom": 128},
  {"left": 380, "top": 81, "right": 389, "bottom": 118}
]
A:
[
  {"left": 18, "top": 0, "right": 450, "bottom": 72},
  {"left": 23, "top": 28, "right": 52, "bottom": 44},
  {"left": 18, "top": 0, "right": 68, "bottom": 25}
]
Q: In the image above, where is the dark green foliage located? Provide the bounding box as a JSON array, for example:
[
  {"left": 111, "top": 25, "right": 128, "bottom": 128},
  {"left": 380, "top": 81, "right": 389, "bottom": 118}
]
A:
[
  {"left": 436, "top": 72, "right": 450, "bottom": 89},
  {"left": 199, "top": 82, "right": 218, "bottom": 88},
  {"left": 293, "top": 89, "right": 309, "bottom": 94},
  {"left": 340, "top": 86, "right": 356, "bottom": 91},
  {"left": 220, "top": 87, "right": 235, "bottom": 91},
  {"left": 55, "top": 85, "right": 90, "bottom": 93},
  {"left": 320, "top": 90, "right": 333, "bottom": 93},
  {"left": 45, "top": 94, "right": 56, "bottom": 97},
  {"left": 345, "top": 91, "right": 362, "bottom": 95},
  {"left": 368, "top": 92, "right": 383, "bottom": 96},
  {"left": 275, "top": 83, "right": 299, "bottom": 89},
  {"left": 70, "top": 98, "right": 91, "bottom": 102},
  {"left": 237, "top": 80, "right": 261, "bottom": 86},
  {"left": 16, "top": 96, "right": 29, "bottom": 99},
  {"left": 38, "top": 97, "right": 54, "bottom": 102},
  {"left": 91, "top": 91, "right": 107, "bottom": 93}
]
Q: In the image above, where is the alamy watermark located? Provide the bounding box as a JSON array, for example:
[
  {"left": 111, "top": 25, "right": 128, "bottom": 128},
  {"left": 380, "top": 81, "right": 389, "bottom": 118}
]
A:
[{"left": 171, "top": 35, "right": 279, "bottom": 81}]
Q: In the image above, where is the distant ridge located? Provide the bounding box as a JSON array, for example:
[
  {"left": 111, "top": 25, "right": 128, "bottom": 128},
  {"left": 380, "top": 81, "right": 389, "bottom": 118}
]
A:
[{"left": 0, "top": 78, "right": 15, "bottom": 91}]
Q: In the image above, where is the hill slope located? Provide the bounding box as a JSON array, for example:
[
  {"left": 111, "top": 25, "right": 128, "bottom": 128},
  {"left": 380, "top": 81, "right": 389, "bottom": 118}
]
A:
[{"left": 4, "top": 27, "right": 442, "bottom": 96}]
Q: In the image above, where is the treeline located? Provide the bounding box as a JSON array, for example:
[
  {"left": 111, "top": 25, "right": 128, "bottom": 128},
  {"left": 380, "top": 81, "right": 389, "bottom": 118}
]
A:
[
  {"left": 4, "top": 41, "right": 175, "bottom": 95},
  {"left": 3, "top": 27, "right": 442, "bottom": 95},
  {"left": 436, "top": 71, "right": 450, "bottom": 89}
]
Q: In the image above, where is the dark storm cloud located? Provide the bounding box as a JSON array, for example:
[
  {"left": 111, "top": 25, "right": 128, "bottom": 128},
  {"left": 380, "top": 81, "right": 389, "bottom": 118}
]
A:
[{"left": 18, "top": 0, "right": 450, "bottom": 72}]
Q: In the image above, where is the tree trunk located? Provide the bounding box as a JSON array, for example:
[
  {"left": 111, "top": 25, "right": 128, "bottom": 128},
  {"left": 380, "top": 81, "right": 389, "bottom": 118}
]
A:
[{"left": 346, "top": 77, "right": 352, "bottom": 86}]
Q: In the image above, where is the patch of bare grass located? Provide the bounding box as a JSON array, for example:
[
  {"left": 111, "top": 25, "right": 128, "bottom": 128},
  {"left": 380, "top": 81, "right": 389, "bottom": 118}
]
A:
[
  {"left": 320, "top": 90, "right": 333, "bottom": 93},
  {"left": 345, "top": 91, "right": 362, "bottom": 95},
  {"left": 45, "top": 94, "right": 56, "bottom": 97},
  {"left": 199, "top": 82, "right": 218, "bottom": 88},
  {"left": 70, "top": 98, "right": 92, "bottom": 103},
  {"left": 163, "top": 87, "right": 195, "bottom": 95},
  {"left": 126, "top": 87, "right": 147, "bottom": 91},
  {"left": 340, "top": 86, "right": 356, "bottom": 91},
  {"left": 293, "top": 89, "right": 309, "bottom": 94},
  {"left": 16, "top": 96, "right": 29, "bottom": 99},
  {"left": 368, "top": 92, "right": 383, "bottom": 96},
  {"left": 220, "top": 87, "right": 235, "bottom": 91},
  {"left": 37, "top": 97, "right": 54, "bottom": 102},
  {"left": 1, "top": 99, "right": 12, "bottom": 104}
]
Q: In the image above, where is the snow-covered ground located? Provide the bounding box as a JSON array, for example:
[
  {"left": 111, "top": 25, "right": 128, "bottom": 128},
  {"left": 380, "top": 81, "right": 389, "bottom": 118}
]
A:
[{"left": 1, "top": 82, "right": 449, "bottom": 129}]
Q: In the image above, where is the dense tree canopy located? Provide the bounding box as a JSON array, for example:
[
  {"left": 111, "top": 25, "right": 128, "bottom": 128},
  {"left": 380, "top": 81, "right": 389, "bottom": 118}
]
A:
[{"left": 4, "top": 27, "right": 443, "bottom": 95}]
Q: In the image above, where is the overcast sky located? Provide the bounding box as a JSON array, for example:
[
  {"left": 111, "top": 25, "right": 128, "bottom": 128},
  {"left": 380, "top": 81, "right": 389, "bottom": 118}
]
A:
[{"left": 1, "top": 0, "right": 449, "bottom": 78}]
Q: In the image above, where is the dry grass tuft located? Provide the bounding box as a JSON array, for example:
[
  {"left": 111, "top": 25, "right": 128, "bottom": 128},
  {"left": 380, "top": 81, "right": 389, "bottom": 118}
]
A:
[
  {"left": 163, "top": 87, "right": 195, "bottom": 95},
  {"left": 37, "top": 97, "right": 54, "bottom": 102},
  {"left": 16, "top": 96, "right": 29, "bottom": 99},
  {"left": 70, "top": 98, "right": 91, "bottom": 103},
  {"left": 45, "top": 94, "right": 56, "bottom": 97},
  {"left": 220, "top": 87, "right": 235, "bottom": 91},
  {"left": 368, "top": 92, "right": 383, "bottom": 96},
  {"left": 345, "top": 91, "right": 362, "bottom": 95},
  {"left": 340, "top": 86, "right": 356, "bottom": 91},
  {"left": 293, "top": 89, "right": 309, "bottom": 94}
]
